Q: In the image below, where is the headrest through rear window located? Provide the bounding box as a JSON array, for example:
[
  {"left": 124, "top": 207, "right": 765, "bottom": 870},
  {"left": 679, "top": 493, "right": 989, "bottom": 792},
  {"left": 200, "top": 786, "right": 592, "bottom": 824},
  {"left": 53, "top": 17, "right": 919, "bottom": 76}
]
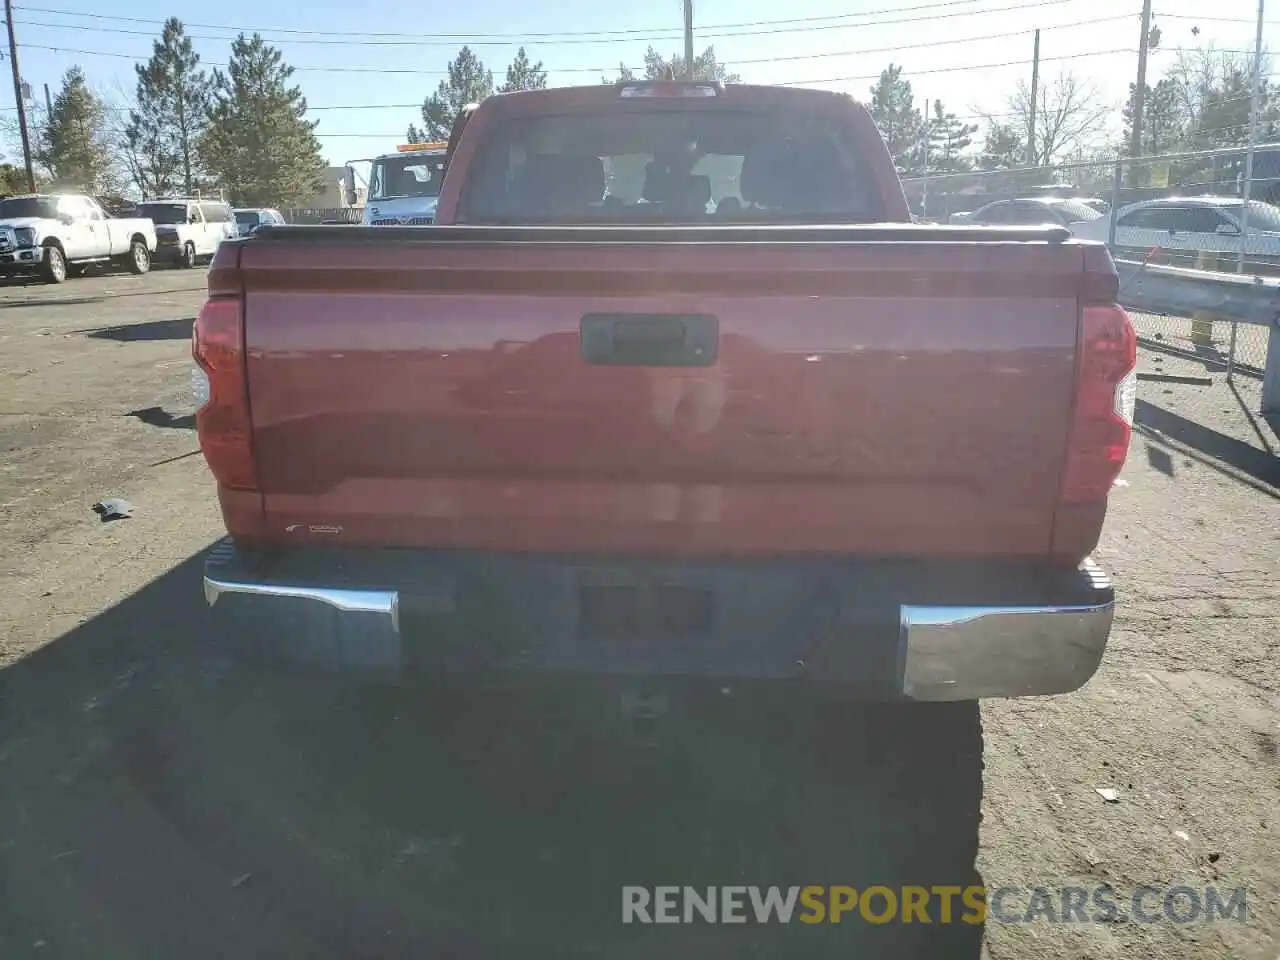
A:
[
  {"left": 641, "top": 162, "right": 669, "bottom": 202},
  {"left": 673, "top": 175, "right": 711, "bottom": 210},
  {"left": 740, "top": 141, "right": 793, "bottom": 207},
  {"left": 740, "top": 138, "right": 848, "bottom": 211},
  {"left": 641, "top": 168, "right": 711, "bottom": 210},
  {"left": 516, "top": 154, "right": 605, "bottom": 212}
]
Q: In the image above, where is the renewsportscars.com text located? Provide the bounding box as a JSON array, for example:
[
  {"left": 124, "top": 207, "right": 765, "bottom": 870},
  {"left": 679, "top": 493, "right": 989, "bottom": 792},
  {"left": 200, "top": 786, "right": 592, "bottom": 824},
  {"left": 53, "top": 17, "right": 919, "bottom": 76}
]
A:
[{"left": 621, "top": 886, "right": 1248, "bottom": 925}]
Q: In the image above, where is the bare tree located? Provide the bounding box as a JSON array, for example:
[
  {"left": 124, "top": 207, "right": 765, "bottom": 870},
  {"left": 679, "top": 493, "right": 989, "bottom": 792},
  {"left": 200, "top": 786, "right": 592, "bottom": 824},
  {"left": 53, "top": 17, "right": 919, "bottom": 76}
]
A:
[
  {"left": 0, "top": 79, "right": 136, "bottom": 197},
  {"left": 1006, "top": 70, "right": 1112, "bottom": 167},
  {"left": 1165, "top": 44, "right": 1278, "bottom": 148},
  {"left": 96, "top": 92, "right": 134, "bottom": 198},
  {"left": 103, "top": 78, "right": 156, "bottom": 198},
  {"left": 0, "top": 100, "right": 47, "bottom": 185}
]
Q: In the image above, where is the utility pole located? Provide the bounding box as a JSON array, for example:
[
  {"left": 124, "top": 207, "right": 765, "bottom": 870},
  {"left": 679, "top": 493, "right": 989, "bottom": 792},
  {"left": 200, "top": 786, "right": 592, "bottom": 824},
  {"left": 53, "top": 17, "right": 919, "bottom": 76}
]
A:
[
  {"left": 43, "top": 82, "right": 52, "bottom": 119},
  {"left": 1027, "top": 30, "right": 1040, "bottom": 167},
  {"left": 4, "top": 0, "right": 36, "bottom": 192},
  {"left": 1236, "top": 0, "right": 1265, "bottom": 277},
  {"left": 920, "top": 102, "right": 933, "bottom": 220},
  {"left": 683, "top": 0, "right": 695, "bottom": 79},
  {"left": 1129, "top": 0, "right": 1154, "bottom": 184}
]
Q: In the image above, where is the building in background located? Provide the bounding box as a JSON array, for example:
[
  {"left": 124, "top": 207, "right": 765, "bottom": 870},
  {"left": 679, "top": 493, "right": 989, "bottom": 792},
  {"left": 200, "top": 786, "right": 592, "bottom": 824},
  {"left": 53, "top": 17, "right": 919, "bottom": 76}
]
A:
[{"left": 299, "top": 167, "right": 366, "bottom": 209}]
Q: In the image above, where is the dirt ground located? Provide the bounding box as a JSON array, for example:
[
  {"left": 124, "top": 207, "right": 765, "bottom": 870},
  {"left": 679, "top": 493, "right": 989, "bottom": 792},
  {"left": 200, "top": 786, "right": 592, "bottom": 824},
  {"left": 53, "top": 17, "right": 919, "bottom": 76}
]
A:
[{"left": 0, "top": 270, "right": 1277, "bottom": 959}]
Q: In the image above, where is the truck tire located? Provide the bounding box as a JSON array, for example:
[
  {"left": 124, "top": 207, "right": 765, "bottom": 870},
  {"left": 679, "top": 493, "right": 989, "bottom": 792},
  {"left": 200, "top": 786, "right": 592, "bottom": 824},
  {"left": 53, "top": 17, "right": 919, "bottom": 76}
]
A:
[
  {"left": 127, "top": 239, "right": 151, "bottom": 275},
  {"left": 41, "top": 244, "right": 67, "bottom": 284},
  {"left": 180, "top": 242, "right": 197, "bottom": 269}
]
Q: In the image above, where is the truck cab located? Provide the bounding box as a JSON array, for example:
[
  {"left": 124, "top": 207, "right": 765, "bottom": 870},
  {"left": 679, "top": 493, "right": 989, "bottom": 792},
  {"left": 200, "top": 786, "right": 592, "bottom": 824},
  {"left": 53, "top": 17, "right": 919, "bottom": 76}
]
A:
[{"left": 349, "top": 141, "right": 448, "bottom": 226}]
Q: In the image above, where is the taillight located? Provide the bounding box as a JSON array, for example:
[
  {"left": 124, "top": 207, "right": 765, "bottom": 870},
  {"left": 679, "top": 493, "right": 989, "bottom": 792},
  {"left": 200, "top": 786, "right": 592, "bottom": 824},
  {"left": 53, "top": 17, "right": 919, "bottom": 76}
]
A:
[
  {"left": 192, "top": 297, "right": 258, "bottom": 491},
  {"left": 1059, "top": 303, "right": 1137, "bottom": 503}
]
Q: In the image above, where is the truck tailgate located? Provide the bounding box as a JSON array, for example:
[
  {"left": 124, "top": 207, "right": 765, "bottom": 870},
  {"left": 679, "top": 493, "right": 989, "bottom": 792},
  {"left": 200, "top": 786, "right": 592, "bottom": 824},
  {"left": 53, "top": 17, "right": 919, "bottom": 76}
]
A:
[{"left": 237, "top": 229, "right": 1088, "bottom": 557}]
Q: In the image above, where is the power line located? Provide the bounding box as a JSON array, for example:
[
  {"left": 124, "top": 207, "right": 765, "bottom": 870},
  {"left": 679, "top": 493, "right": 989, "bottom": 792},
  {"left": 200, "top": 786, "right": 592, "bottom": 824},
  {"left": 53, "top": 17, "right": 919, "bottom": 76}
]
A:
[
  {"left": 13, "top": 42, "right": 596, "bottom": 73},
  {"left": 4, "top": 96, "right": 1262, "bottom": 127},
  {"left": 10, "top": 0, "right": 1097, "bottom": 46},
  {"left": 777, "top": 47, "right": 1139, "bottom": 86},
  {"left": 2, "top": 49, "right": 1262, "bottom": 117},
  {"left": 0, "top": 100, "right": 1015, "bottom": 118},
  {"left": 1155, "top": 12, "right": 1280, "bottom": 25},
  {"left": 26, "top": 14, "right": 1141, "bottom": 62},
  {"left": 732, "top": 14, "right": 1135, "bottom": 65},
  {"left": 13, "top": 14, "right": 1139, "bottom": 76}
]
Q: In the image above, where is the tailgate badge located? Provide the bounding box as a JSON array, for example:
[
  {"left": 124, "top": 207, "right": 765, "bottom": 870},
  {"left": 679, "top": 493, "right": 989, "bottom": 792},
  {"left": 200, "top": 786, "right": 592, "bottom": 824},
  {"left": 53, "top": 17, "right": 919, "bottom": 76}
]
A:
[{"left": 285, "top": 523, "right": 344, "bottom": 535}]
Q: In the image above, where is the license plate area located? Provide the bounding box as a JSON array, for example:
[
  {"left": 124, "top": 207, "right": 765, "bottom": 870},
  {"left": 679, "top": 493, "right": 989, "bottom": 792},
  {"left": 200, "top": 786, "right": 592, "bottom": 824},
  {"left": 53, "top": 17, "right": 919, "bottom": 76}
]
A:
[{"left": 578, "top": 582, "right": 715, "bottom": 640}]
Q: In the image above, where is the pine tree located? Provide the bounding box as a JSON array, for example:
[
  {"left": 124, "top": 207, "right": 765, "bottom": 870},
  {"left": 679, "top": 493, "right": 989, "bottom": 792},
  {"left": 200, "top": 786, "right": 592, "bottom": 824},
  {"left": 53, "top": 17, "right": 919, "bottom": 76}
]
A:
[
  {"left": 419, "top": 47, "right": 494, "bottom": 141},
  {"left": 201, "top": 34, "right": 324, "bottom": 207},
  {"left": 124, "top": 18, "right": 209, "bottom": 197},
  {"left": 37, "top": 67, "right": 117, "bottom": 192},
  {"left": 643, "top": 46, "right": 740, "bottom": 82},
  {"left": 499, "top": 48, "right": 548, "bottom": 93},
  {"left": 979, "top": 121, "right": 1026, "bottom": 170},
  {"left": 1122, "top": 78, "right": 1187, "bottom": 156},
  {"left": 926, "top": 100, "right": 977, "bottom": 173},
  {"left": 868, "top": 65, "right": 923, "bottom": 174},
  {"left": 604, "top": 46, "right": 740, "bottom": 83}
]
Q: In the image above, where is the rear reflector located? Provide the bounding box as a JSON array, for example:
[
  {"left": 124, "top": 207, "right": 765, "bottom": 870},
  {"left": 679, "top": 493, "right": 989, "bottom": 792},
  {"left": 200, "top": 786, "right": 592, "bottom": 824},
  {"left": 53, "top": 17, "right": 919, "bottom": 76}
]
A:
[
  {"left": 619, "top": 82, "right": 719, "bottom": 98},
  {"left": 192, "top": 297, "right": 258, "bottom": 491},
  {"left": 1059, "top": 303, "right": 1137, "bottom": 503}
]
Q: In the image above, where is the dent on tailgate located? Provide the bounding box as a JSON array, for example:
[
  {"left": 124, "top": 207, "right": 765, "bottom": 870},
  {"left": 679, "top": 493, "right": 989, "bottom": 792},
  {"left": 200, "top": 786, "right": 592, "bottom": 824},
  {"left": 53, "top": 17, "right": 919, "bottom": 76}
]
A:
[{"left": 237, "top": 236, "right": 1084, "bottom": 557}]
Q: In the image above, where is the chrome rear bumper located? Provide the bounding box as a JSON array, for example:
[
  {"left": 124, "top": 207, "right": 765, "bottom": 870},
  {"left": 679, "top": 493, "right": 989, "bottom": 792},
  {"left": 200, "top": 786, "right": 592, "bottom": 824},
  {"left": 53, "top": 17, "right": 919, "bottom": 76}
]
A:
[
  {"left": 900, "top": 596, "right": 1113, "bottom": 701},
  {"left": 203, "top": 542, "right": 1113, "bottom": 699}
]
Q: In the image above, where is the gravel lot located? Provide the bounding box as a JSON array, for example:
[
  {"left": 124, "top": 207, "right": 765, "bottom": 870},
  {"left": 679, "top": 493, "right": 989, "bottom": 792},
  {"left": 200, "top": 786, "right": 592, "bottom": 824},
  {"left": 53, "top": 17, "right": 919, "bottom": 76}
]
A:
[{"left": 0, "top": 269, "right": 1277, "bottom": 960}]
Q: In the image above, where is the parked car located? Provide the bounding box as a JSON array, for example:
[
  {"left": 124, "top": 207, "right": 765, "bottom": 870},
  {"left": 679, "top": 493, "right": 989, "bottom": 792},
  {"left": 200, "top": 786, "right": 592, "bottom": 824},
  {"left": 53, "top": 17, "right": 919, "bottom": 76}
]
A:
[
  {"left": 1071, "top": 195, "right": 1280, "bottom": 270},
  {"left": 137, "top": 198, "right": 237, "bottom": 268},
  {"left": 197, "top": 81, "right": 1134, "bottom": 705},
  {"left": 0, "top": 193, "right": 157, "bottom": 283},
  {"left": 949, "top": 197, "right": 1106, "bottom": 227},
  {"left": 233, "top": 207, "right": 287, "bottom": 234}
]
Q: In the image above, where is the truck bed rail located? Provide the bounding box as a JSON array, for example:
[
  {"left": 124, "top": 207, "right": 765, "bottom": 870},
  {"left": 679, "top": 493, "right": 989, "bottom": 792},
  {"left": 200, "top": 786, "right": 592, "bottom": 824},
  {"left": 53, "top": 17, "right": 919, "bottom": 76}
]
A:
[{"left": 247, "top": 223, "right": 1074, "bottom": 246}]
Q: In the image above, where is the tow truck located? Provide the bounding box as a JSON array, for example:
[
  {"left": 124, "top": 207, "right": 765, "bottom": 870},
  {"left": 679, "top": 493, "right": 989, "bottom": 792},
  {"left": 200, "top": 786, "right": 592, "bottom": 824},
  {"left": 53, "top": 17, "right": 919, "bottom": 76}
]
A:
[{"left": 343, "top": 140, "right": 448, "bottom": 226}]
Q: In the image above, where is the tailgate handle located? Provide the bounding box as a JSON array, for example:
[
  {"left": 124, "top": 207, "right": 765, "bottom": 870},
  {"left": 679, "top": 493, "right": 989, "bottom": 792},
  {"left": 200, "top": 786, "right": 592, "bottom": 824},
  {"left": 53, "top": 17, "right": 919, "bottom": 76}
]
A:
[{"left": 580, "top": 313, "right": 718, "bottom": 367}]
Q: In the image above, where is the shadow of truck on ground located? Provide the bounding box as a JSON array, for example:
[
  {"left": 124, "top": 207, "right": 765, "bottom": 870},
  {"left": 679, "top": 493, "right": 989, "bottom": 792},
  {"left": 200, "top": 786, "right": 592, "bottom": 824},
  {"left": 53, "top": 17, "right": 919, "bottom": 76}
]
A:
[
  {"left": 82, "top": 316, "right": 195, "bottom": 342},
  {"left": 0, "top": 547, "right": 985, "bottom": 960},
  {"left": 127, "top": 406, "right": 195, "bottom": 430},
  {"left": 1136, "top": 399, "right": 1280, "bottom": 494}
]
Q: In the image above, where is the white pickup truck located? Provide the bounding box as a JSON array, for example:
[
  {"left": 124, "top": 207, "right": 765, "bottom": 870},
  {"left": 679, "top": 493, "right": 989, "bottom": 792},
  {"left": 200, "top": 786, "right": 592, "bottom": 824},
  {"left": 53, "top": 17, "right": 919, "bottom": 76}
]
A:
[{"left": 0, "top": 193, "right": 158, "bottom": 284}]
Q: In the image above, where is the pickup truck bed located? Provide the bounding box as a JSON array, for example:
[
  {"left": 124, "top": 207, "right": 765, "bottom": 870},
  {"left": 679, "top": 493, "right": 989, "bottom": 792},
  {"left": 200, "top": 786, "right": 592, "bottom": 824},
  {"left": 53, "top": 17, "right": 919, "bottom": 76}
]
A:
[{"left": 196, "top": 222, "right": 1130, "bottom": 699}]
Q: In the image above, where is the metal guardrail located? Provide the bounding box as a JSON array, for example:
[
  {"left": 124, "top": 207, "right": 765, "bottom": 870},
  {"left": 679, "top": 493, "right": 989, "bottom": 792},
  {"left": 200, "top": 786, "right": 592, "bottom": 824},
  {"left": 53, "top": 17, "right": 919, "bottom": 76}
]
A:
[
  {"left": 1113, "top": 258, "right": 1280, "bottom": 415},
  {"left": 1115, "top": 259, "right": 1280, "bottom": 327}
]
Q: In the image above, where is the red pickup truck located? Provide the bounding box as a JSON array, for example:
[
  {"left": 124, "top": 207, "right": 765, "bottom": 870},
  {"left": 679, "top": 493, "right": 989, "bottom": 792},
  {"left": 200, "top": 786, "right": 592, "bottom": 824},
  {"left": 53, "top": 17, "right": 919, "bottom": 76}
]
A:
[{"left": 196, "top": 81, "right": 1136, "bottom": 701}]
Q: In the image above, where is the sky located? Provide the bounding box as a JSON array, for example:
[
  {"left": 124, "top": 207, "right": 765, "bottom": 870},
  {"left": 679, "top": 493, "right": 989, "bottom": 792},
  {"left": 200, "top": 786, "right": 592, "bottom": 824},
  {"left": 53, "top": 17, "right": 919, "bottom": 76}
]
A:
[{"left": 0, "top": 0, "right": 1273, "bottom": 169}]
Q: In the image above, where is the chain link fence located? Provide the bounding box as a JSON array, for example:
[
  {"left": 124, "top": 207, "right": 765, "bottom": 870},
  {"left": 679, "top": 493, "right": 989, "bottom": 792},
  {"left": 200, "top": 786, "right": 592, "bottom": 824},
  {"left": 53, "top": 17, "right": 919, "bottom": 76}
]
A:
[
  {"left": 283, "top": 207, "right": 364, "bottom": 225},
  {"left": 1127, "top": 311, "right": 1270, "bottom": 380},
  {"left": 902, "top": 146, "right": 1274, "bottom": 401}
]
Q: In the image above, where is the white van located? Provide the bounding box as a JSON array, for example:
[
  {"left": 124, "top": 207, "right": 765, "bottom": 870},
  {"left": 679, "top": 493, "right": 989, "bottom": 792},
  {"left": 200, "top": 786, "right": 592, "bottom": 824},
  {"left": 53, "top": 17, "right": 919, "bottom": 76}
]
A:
[{"left": 137, "top": 198, "right": 237, "bottom": 268}]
